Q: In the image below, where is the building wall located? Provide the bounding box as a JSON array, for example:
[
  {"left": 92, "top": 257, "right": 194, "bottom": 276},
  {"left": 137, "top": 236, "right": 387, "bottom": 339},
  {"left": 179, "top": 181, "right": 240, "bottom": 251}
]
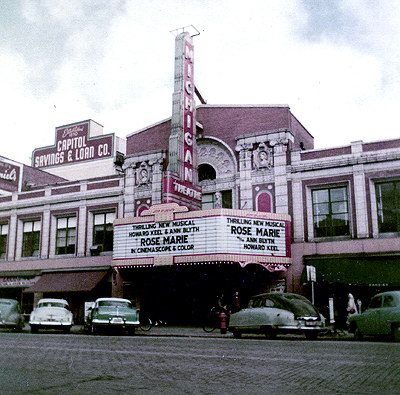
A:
[{"left": 0, "top": 108, "right": 399, "bottom": 314}]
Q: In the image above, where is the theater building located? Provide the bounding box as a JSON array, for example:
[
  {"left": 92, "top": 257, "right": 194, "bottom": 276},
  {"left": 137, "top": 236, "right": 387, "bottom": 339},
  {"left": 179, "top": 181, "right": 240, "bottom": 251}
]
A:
[{"left": 0, "top": 32, "right": 399, "bottom": 324}]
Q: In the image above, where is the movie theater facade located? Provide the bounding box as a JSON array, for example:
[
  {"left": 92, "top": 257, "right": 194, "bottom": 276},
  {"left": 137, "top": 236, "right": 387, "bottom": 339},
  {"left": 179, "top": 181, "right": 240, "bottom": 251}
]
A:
[
  {"left": 0, "top": 32, "right": 399, "bottom": 323},
  {"left": 1, "top": 105, "right": 400, "bottom": 323}
]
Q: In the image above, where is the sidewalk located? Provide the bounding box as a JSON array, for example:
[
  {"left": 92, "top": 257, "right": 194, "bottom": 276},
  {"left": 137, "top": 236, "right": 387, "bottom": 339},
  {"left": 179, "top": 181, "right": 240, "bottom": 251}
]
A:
[
  {"left": 109, "top": 325, "right": 353, "bottom": 340},
  {"left": 21, "top": 324, "right": 354, "bottom": 340},
  {"left": 134, "top": 325, "right": 353, "bottom": 340}
]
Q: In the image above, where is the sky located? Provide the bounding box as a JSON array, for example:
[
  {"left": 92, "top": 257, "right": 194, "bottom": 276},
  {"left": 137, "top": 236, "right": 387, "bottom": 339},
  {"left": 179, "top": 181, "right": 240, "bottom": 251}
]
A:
[{"left": 1, "top": 0, "right": 400, "bottom": 165}]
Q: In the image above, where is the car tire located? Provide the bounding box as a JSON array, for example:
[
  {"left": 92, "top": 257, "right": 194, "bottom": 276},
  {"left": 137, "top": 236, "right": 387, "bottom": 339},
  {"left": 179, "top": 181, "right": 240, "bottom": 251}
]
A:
[
  {"left": 263, "top": 327, "right": 277, "bottom": 340},
  {"left": 305, "top": 332, "right": 318, "bottom": 340},
  {"left": 127, "top": 328, "right": 135, "bottom": 336},
  {"left": 30, "top": 325, "right": 38, "bottom": 334},
  {"left": 232, "top": 329, "right": 242, "bottom": 338},
  {"left": 354, "top": 326, "right": 363, "bottom": 341},
  {"left": 391, "top": 324, "right": 400, "bottom": 342},
  {"left": 63, "top": 327, "right": 71, "bottom": 334}
]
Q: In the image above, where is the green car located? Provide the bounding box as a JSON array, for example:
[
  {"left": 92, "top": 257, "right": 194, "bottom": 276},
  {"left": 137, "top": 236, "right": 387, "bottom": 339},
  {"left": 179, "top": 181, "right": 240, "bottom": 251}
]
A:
[
  {"left": 348, "top": 291, "right": 400, "bottom": 342},
  {"left": 86, "top": 297, "right": 139, "bottom": 335},
  {"left": 0, "top": 299, "right": 25, "bottom": 332}
]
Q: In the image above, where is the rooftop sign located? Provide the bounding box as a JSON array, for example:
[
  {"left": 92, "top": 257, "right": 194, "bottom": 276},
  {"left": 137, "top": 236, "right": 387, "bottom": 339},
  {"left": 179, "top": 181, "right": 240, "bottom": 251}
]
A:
[
  {"left": 0, "top": 160, "right": 21, "bottom": 192},
  {"left": 32, "top": 120, "right": 113, "bottom": 168}
]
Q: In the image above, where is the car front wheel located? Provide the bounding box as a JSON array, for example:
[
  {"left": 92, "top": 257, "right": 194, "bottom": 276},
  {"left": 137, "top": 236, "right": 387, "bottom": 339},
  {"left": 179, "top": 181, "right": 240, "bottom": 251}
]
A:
[
  {"left": 305, "top": 332, "right": 318, "bottom": 340},
  {"left": 232, "top": 329, "right": 242, "bottom": 338},
  {"left": 391, "top": 324, "right": 400, "bottom": 342},
  {"left": 30, "top": 325, "right": 38, "bottom": 334},
  {"left": 354, "top": 326, "right": 363, "bottom": 341}
]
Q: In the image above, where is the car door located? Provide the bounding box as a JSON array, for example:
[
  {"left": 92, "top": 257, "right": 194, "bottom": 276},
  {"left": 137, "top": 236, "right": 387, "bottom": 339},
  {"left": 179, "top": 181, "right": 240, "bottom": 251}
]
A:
[
  {"left": 249, "top": 297, "right": 276, "bottom": 328},
  {"left": 377, "top": 294, "right": 397, "bottom": 335},
  {"left": 359, "top": 295, "right": 382, "bottom": 335}
]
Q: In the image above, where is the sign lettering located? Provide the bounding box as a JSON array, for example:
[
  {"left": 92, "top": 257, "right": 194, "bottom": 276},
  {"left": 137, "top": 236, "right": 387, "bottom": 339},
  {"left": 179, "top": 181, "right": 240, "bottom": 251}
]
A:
[{"left": 32, "top": 121, "right": 113, "bottom": 168}]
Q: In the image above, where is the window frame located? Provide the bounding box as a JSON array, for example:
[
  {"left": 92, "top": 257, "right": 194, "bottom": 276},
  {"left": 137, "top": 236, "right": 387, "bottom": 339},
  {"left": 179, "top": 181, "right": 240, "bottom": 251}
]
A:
[
  {"left": 311, "top": 185, "right": 351, "bottom": 239},
  {"left": 375, "top": 180, "right": 400, "bottom": 234},
  {"left": 55, "top": 216, "right": 77, "bottom": 255},
  {"left": 22, "top": 220, "right": 41, "bottom": 258},
  {"left": 0, "top": 223, "right": 8, "bottom": 259},
  {"left": 92, "top": 211, "right": 116, "bottom": 252}
]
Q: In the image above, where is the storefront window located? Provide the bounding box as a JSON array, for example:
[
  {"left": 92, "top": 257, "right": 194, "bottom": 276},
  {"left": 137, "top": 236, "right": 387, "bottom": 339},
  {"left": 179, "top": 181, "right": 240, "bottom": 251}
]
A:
[
  {"left": 0, "top": 224, "right": 8, "bottom": 259},
  {"left": 56, "top": 217, "right": 76, "bottom": 255},
  {"left": 93, "top": 212, "right": 115, "bottom": 252},
  {"left": 376, "top": 180, "right": 400, "bottom": 233},
  {"left": 22, "top": 220, "right": 41, "bottom": 257},
  {"left": 312, "top": 186, "right": 350, "bottom": 237}
]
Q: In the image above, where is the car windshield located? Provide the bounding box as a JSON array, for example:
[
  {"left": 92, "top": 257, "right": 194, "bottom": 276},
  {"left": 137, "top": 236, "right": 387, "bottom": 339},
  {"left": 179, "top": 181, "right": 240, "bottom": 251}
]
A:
[
  {"left": 0, "top": 300, "right": 13, "bottom": 313},
  {"left": 255, "top": 294, "right": 319, "bottom": 317},
  {"left": 279, "top": 294, "right": 319, "bottom": 316},
  {"left": 98, "top": 300, "right": 132, "bottom": 309},
  {"left": 38, "top": 302, "right": 68, "bottom": 309}
]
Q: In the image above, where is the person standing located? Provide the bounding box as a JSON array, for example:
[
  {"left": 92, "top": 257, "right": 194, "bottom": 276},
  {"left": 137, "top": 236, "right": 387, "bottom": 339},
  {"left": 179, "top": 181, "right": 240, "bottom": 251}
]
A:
[{"left": 346, "top": 293, "right": 358, "bottom": 323}]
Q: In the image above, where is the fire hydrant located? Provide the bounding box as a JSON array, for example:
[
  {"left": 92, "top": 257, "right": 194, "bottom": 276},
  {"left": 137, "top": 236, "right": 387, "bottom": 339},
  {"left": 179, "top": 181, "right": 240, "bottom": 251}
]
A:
[{"left": 219, "top": 311, "right": 228, "bottom": 334}]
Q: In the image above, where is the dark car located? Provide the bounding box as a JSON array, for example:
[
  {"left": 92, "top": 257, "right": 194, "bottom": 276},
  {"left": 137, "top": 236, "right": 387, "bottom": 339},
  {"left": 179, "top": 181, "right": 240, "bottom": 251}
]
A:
[
  {"left": 228, "top": 292, "right": 325, "bottom": 339},
  {"left": 348, "top": 291, "right": 400, "bottom": 342},
  {"left": 0, "top": 298, "right": 25, "bottom": 332},
  {"left": 86, "top": 297, "right": 140, "bottom": 335}
]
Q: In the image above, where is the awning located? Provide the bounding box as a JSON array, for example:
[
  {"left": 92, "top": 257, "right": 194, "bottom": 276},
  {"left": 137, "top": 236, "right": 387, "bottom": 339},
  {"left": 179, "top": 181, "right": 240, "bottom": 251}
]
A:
[
  {"left": 304, "top": 255, "right": 400, "bottom": 286},
  {"left": 24, "top": 271, "right": 108, "bottom": 293}
]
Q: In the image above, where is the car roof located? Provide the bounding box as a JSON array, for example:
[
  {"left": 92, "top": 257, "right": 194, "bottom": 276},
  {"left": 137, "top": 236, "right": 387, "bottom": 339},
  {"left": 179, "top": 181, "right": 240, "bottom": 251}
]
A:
[
  {"left": 373, "top": 291, "right": 400, "bottom": 298},
  {"left": 251, "top": 292, "right": 302, "bottom": 299},
  {"left": 95, "top": 297, "right": 131, "bottom": 303},
  {"left": 38, "top": 298, "right": 69, "bottom": 304},
  {"left": 0, "top": 298, "right": 19, "bottom": 304}
]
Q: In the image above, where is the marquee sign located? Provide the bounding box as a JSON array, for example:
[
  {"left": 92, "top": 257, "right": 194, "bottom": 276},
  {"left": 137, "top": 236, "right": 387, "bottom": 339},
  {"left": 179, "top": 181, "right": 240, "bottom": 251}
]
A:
[
  {"left": 0, "top": 160, "right": 20, "bottom": 192},
  {"left": 163, "top": 31, "right": 201, "bottom": 210},
  {"left": 32, "top": 120, "right": 113, "bottom": 168},
  {"left": 113, "top": 207, "right": 291, "bottom": 266}
]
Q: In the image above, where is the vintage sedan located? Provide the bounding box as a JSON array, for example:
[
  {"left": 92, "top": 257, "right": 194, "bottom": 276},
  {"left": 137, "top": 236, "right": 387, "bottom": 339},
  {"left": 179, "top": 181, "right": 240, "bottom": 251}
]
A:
[
  {"left": 86, "top": 297, "right": 139, "bottom": 335},
  {"left": 228, "top": 292, "right": 325, "bottom": 339},
  {"left": 0, "top": 299, "right": 25, "bottom": 332},
  {"left": 348, "top": 291, "right": 400, "bottom": 342},
  {"left": 29, "top": 298, "right": 73, "bottom": 333}
]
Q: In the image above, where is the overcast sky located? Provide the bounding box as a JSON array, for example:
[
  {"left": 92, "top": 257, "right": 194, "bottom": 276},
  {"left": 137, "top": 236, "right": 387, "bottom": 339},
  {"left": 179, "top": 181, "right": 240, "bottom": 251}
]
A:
[{"left": 1, "top": 0, "right": 400, "bottom": 165}]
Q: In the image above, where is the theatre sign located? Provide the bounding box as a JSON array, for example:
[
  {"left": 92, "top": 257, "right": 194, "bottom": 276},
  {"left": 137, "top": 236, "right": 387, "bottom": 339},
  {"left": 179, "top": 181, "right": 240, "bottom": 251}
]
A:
[{"left": 113, "top": 204, "right": 291, "bottom": 268}]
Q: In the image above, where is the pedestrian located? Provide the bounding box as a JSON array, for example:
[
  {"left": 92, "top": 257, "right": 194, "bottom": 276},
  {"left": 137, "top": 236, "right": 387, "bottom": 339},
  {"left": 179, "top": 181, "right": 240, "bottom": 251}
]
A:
[
  {"left": 217, "top": 293, "right": 228, "bottom": 313},
  {"left": 346, "top": 293, "right": 358, "bottom": 324},
  {"left": 232, "top": 291, "right": 241, "bottom": 313}
]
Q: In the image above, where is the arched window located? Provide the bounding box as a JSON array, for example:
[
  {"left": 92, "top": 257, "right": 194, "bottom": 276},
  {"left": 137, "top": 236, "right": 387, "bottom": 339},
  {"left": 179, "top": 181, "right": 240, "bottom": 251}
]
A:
[
  {"left": 198, "top": 164, "right": 216, "bottom": 181},
  {"left": 256, "top": 191, "right": 273, "bottom": 213}
]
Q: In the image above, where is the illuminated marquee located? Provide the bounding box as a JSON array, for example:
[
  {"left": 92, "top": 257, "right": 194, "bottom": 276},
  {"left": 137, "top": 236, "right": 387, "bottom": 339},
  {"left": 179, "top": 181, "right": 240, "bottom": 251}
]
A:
[
  {"left": 113, "top": 208, "right": 291, "bottom": 266},
  {"left": 32, "top": 120, "right": 113, "bottom": 168}
]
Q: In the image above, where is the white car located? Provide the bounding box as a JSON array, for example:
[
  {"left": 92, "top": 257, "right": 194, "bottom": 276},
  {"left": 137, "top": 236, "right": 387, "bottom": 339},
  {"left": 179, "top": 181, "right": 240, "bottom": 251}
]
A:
[
  {"left": 229, "top": 293, "right": 325, "bottom": 340},
  {"left": 29, "top": 298, "right": 73, "bottom": 333}
]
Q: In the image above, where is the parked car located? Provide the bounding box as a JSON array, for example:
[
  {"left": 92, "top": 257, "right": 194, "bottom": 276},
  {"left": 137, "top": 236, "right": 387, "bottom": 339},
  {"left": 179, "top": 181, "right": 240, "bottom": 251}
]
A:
[
  {"left": 0, "top": 298, "right": 25, "bottom": 332},
  {"left": 228, "top": 292, "right": 325, "bottom": 339},
  {"left": 348, "top": 291, "right": 400, "bottom": 342},
  {"left": 29, "top": 298, "right": 73, "bottom": 333},
  {"left": 85, "top": 297, "right": 139, "bottom": 335}
]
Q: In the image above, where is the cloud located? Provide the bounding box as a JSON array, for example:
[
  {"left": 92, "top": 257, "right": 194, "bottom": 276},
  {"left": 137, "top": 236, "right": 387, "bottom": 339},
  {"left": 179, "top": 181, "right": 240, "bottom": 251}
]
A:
[{"left": 2, "top": 0, "right": 400, "bottom": 164}]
